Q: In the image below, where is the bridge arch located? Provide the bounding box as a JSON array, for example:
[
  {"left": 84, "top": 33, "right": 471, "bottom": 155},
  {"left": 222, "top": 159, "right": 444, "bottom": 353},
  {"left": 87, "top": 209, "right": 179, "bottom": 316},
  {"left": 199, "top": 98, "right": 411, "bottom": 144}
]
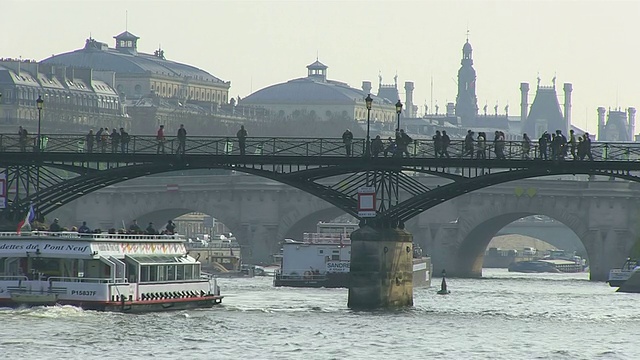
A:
[{"left": 445, "top": 191, "right": 637, "bottom": 281}]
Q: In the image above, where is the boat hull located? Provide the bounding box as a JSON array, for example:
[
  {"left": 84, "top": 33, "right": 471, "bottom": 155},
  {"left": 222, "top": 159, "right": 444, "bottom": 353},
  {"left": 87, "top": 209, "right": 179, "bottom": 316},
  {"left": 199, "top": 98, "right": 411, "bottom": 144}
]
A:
[
  {"left": 275, "top": 258, "right": 431, "bottom": 288},
  {"left": 607, "top": 280, "right": 627, "bottom": 288},
  {"left": 0, "top": 295, "right": 223, "bottom": 313}
]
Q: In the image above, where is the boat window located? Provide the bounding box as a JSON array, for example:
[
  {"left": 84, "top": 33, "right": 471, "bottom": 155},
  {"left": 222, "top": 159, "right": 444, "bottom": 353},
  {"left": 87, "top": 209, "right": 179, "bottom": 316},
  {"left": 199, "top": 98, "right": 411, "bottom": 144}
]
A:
[
  {"left": 167, "top": 265, "right": 176, "bottom": 281},
  {"left": 77, "top": 259, "right": 85, "bottom": 277},
  {"left": 184, "top": 264, "right": 193, "bottom": 280},
  {"left": 30, "top": 257, "right": 62, "bottom": 279},
  {"left": 176, "top": 265, "right": 184, "bottom": 280},
  {"left": 140, "top": 265, "right": 150, "bottom": 282},
  {"left": 157, "top": 265, "right": 166, "bottom": 281},
  {"left": 149, "top": 266, "right": 158, "bottom": 282},
  {"left": 332, "top": 255, "right": 340, "bottom": 260},
  {"left": 127, "top": 263, "right": 138, "bottom": 283}
]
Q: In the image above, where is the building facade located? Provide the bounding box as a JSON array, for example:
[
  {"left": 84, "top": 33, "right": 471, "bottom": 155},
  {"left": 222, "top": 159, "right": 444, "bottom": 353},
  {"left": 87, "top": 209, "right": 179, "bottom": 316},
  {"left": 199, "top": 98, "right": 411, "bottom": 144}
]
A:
[
  {"left": 39, "top": 31, "right": 247, "bottom": 134},
  {"left": 597, "top": 107, "right": 636, "bottom": 141},
  {"left": 0, "top": 59, "right": 128, "bottom": 133}
]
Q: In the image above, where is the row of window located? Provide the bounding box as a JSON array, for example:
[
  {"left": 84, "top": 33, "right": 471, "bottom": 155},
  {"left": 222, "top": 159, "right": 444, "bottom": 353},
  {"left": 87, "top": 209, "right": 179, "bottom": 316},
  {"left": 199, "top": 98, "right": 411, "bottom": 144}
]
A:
[
  {"left": 149, "top": 82, "right": 227, "bottom": 103},
  {"left": 2, "top": 87, "right": 120, "bottom": 110},
  {"left": 355, "top": 108, "right": 396, "bottom": 122},
  {"left": 135, "top": 263, "right": 201, "bottom": 283}
]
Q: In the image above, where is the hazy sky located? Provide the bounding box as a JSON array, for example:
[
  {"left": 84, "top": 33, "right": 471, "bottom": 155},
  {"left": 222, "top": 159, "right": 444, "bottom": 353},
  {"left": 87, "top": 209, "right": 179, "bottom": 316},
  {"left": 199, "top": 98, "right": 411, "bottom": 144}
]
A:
[{"left": 3, "top": 0, "right": 639, "bottom": 132}]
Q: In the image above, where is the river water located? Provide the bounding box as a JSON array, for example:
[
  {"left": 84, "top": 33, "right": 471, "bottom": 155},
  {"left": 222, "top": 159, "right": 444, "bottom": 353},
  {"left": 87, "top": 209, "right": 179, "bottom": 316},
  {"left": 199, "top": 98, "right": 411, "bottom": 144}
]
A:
[{"left": 0, "top": 269, "right": 637, "bottom": 359}]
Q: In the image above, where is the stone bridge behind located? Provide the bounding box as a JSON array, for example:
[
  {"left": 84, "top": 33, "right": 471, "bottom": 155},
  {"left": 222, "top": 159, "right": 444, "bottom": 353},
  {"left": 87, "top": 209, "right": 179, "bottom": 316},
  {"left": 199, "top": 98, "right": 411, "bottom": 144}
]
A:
[{"left": 51, "top": 173, "right": 640, "bottom": 281}]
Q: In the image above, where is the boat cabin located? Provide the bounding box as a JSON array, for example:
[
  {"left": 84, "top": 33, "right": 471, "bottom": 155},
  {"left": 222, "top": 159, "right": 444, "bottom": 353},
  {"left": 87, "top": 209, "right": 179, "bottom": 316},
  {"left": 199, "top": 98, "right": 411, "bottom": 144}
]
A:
[{"left": 0, "top": 232, "right": 201, "bottom": 284}]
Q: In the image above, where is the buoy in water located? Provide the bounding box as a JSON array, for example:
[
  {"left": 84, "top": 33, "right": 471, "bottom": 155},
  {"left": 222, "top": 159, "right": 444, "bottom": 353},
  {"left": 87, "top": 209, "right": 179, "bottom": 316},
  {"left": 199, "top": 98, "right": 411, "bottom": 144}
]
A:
[{"left": 437, "top": 269, "right": 451, "bottom": 295}]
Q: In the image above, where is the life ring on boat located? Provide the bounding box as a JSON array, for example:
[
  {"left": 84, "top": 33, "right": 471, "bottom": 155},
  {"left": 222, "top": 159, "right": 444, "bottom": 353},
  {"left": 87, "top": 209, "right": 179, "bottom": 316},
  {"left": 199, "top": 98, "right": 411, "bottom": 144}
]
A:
[{"left": 303, "top": 271, "right": 312, "bottom": 279}]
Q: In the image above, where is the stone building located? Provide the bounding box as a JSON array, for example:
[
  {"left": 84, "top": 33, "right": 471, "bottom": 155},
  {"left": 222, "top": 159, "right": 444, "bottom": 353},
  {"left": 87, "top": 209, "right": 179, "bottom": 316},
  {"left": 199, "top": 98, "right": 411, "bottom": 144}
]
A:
[
  {"left": 44, "top": 32, "right": 230, "bottom": 106},
  {"left": 0, "top": 59, "right": 127, "bottom": 133},
  {"left": 39, "top": 31, "right": 249, "bottom": 134},
  {"left": 519, "top": 80, "right": 573, "bottom": 138},
  {"left": 597, "top": 107, "right": 636, "bottom": 141}
]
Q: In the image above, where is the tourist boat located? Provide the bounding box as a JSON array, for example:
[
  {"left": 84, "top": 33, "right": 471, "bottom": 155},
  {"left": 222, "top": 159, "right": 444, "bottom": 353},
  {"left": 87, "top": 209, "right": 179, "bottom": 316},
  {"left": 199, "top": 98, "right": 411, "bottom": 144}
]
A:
[
  {"left": 273, "top": 222, "right": 432, "bottom": 288},
  {"left": 0, "top": 231, "right": 223, "bottom": 312},
  {"left": 508, "top": 250, "right": 587, "bottom": 273},
  {"left": 607, "top": 258, "right": 640, "bottom": 287}
]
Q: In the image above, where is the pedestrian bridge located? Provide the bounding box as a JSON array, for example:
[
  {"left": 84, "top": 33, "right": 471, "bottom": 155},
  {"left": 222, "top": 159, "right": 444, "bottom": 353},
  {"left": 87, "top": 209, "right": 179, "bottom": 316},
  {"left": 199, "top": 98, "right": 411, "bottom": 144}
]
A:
[
  {"left": 2, "top": 134, "right": 640, "bottom": 219},
  {"left": 2, "top": 134, "right": 640, "bottom": 282}
]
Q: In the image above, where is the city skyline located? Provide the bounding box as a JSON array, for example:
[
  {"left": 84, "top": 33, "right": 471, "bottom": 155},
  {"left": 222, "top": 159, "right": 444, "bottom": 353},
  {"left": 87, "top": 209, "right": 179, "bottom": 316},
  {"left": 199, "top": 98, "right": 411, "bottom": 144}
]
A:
[{"left": 3, "top": 0, "right": 639, "bottom": 133}]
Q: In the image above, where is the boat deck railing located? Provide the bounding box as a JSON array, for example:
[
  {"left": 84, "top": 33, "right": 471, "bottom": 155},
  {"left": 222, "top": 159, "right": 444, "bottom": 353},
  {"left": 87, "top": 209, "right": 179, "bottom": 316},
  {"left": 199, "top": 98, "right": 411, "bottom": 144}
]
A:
[
  {"left": 0, "top": 231, "right": 186, "bottom": 242},
  {"left": 274, "top": 269, "right": 328, "bottom": 281},
  {"left": 0, "top": 275, "right": 28, "bottom": 281},
  {"left": 48, "top": 276, "right": 127, "bottom": 284}
]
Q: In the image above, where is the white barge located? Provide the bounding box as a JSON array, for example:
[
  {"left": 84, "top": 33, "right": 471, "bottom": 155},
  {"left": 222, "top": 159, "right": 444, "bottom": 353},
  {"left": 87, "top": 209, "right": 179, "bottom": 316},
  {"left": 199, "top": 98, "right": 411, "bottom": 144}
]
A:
[
  {"left": 0, "top": 231, "right": 223, "bottom": 312},
  {"left": 273, "top": 222, "right": 431, "bottom": 288},
  {"left": 607, "top": 258, "right": 640, "bottom": 287}
]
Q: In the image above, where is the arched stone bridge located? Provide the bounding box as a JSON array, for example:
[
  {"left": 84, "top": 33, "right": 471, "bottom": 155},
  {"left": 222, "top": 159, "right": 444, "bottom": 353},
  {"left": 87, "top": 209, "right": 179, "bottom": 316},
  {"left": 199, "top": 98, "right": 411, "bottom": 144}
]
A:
[{"left": 51, "top": 173, "right": 640, "bottom": 281}]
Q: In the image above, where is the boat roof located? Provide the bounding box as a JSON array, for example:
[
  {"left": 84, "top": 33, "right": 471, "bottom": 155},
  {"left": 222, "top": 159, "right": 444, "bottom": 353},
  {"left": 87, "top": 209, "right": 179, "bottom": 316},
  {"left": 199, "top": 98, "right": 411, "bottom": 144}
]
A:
[
  {"left": 0, "top": 231, "right": 185, "bottom": 243},
  {"left": 539, "top": 259, "right": 577, "bottom": 265},
  {"left": 0, "top": 231, "right": 188, "bottom": 259}
]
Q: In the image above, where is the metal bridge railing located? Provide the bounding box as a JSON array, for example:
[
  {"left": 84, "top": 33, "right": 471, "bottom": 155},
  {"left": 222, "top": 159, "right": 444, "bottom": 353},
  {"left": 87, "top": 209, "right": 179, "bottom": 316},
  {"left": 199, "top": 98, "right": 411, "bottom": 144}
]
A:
[{"left": 1, "top": 134, "right": 639, "bottom": 161}]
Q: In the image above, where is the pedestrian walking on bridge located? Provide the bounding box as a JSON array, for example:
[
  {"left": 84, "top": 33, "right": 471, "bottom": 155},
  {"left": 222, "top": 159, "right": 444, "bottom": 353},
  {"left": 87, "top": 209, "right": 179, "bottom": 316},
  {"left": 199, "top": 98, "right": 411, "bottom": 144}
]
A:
[
  {"left": 237, "top": 125, "right": 248, "bottom": 156},
  {"left": 156, "top": 125, "right": 166, "bottom": 154},
  {"left": 342, "top": 129, "right": 353, "bottom": 156},
  {"left": 177, "top": 124, "right": 187, "bottom": 155}
]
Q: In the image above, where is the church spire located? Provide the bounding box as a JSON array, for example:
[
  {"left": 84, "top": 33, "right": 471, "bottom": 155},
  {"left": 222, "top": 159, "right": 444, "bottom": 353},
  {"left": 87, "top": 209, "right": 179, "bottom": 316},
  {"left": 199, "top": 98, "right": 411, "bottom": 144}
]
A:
[{"left": 455, "top": 34, "right": 478, "bottom": 124}]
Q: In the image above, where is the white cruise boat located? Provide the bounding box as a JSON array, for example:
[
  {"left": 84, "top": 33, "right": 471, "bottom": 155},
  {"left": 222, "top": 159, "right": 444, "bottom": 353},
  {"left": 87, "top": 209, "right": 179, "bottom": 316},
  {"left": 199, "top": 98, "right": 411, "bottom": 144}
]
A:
[
  {"left": 607, "top": 258, "right": 640, "bottom": 287},
  {"left": 0, "top": 231, "right": 223, "bottom": 312}
]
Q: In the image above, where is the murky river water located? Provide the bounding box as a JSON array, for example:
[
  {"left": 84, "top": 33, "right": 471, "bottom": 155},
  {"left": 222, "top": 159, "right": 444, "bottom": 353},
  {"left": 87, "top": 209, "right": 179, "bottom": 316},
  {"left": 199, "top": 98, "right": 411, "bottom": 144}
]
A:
[{"left": 0, "top": 269, "right": 637, "bottom": 359}]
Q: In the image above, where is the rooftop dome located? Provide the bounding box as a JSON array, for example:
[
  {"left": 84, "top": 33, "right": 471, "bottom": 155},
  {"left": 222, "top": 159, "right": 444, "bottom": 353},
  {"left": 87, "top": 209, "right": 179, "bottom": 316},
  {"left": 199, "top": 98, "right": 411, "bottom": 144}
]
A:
[
  {"left": 243, "top": 60, "right": 388, "bottom": 106},
  {"left": 463, "top": 40, "right": 472, "bottom": 53},
  {"left": 41, "top": 32, "right": 226, "bottom": 84}
]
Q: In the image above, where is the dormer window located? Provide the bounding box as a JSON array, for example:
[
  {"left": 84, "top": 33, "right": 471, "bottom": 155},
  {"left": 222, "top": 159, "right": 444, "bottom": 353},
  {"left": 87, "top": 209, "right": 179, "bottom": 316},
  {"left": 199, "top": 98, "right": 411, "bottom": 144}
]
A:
[{"left": 113, "top": 31, "right": 140, "bottom": 55}]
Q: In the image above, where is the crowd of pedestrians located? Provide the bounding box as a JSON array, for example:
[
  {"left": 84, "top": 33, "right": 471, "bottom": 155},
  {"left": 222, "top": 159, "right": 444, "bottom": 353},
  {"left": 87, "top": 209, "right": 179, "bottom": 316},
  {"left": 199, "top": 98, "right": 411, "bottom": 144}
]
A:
[
  {"left": 14, "top": 124, "right": 596, "bottom": 161},
  {"left": 35, "top": 218, "right": 179, "bottom": 235},
  {"left": 343, "top": 128, "right": 413, "bottom": 158},
  {"left": 341, "top": 127, "right": 595, "bottom": 161},
  {"left": 80, "top": 124, "right": 248, "bottom": 156}
]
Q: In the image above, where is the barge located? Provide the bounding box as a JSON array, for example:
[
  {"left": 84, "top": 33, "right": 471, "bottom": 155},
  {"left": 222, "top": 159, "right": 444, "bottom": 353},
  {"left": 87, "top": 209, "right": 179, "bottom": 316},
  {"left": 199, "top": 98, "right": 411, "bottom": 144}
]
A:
[{"left": 273, "top": 222, "right": 431, "bottom": 288}]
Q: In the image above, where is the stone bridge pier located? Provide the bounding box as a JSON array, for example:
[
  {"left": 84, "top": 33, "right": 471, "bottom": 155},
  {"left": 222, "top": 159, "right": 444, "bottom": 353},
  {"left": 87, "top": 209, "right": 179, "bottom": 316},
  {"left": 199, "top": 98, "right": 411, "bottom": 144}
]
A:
[{"left": 410, "top": 185, "right": 639, "bottom": 281}]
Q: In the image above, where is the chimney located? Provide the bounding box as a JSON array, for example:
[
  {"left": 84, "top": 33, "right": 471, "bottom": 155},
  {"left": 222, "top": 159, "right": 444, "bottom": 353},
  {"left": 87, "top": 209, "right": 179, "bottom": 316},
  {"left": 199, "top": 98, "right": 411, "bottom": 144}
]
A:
[
  {"left": 563, "top": 83, "right": 573, "bottom": 134},
  {"left": 628, "top": 107, "right": 636, "bottom": 141},
  {"left": 520, "top": 82, "right": 529, "bottom": 123},
  {"left": 404, "top": 81, "right": 414, "bottom": 118},
  {"left": 446, "top": 102, "right": 455, "bottom": 117},
  {"left": 56, "top": 66, "right": 68, "bottom": 84},
  {"left": 362, "top": 81, "right": 372, "bottom": 96},
  {"left": 597, "top": 107, "right": 606, "bottom": 141}
]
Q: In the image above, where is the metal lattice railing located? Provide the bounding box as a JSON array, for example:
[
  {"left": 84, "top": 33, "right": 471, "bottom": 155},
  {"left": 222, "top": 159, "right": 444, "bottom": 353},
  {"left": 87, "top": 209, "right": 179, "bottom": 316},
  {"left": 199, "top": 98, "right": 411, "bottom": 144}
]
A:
[{"left": 0, "top": 134, "right": 639, "bottom": 161}]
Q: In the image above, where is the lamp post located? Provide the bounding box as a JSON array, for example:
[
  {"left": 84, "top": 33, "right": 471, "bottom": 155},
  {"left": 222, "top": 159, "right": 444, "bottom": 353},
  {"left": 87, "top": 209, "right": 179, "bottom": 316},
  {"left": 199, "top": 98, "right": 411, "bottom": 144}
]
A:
[
  {"left": 35, "top": 95, "right": 43, "bottom": 221},
  {"left": 395, "top": 100, "right": 403, "bottom": 130},
  {"left": 36, "top": 95, "right": 43, "bottom": 152},
  {"left": 365, "top": 94, "right": 373, "bottom": 157}
]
